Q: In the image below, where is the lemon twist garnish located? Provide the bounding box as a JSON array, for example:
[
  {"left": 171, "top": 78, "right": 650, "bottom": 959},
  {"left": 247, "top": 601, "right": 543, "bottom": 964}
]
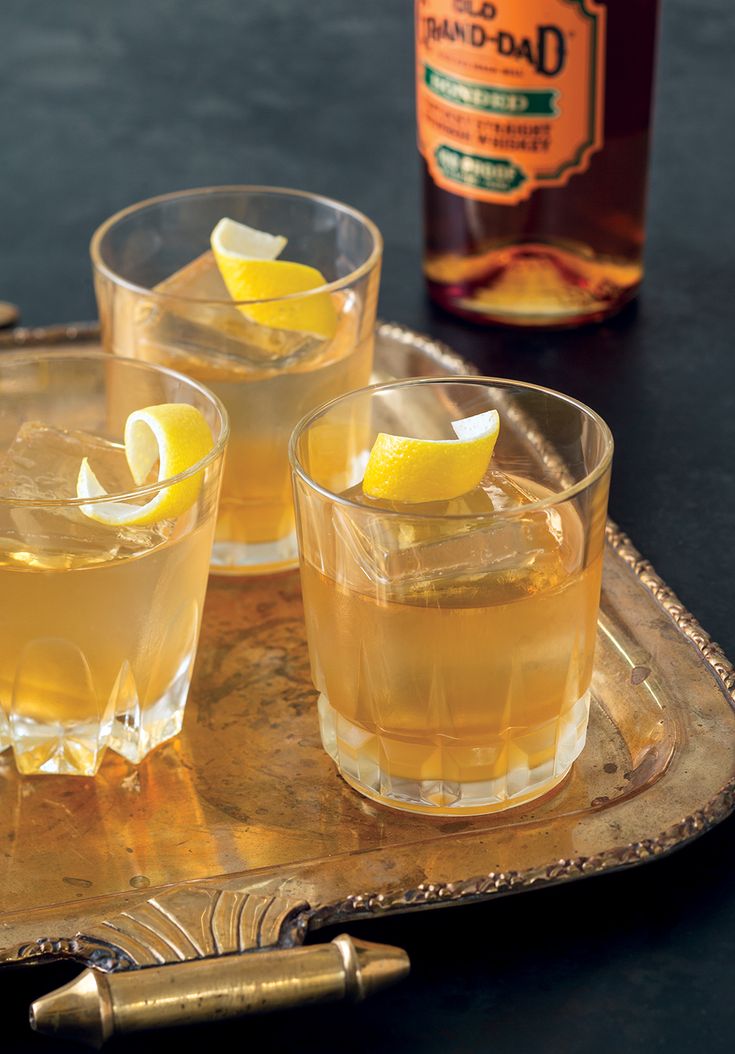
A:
[
  {"left": 76, "top": 404, "right": 214, "bottom": 526},
  {"left": 362, "top": 409, "right": 500, "bottom": 504},
  {"left": 211, "top": 217, "right": 338, "bottom": 340}
]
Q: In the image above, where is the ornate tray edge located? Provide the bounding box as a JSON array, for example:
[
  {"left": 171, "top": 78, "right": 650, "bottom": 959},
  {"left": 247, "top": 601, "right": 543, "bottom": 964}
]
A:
[
  {"left": 1, "top": 320, "right": 734, "bottom": 953},
  {"left": 0, "top": 320, "right": 100, "bottom": 347},
  {"left": 315, "top": 779, "right": 735, "bottom": 928}
]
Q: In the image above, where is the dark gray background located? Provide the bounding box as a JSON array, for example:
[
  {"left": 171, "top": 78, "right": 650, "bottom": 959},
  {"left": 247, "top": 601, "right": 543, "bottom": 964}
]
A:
[{"left": 2, "top": 2, "right": 735, "bottom": 1052}]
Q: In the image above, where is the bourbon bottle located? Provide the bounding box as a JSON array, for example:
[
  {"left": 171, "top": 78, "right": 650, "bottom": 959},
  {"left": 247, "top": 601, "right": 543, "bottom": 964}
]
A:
[{"left": 416, "top": 0, "right": 660, "bottom": 327}]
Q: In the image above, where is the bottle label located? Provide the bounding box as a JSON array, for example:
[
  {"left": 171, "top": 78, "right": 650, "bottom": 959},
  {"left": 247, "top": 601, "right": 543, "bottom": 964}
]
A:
[{"left": 416, "top": 0, "right": 606, "bottom": 205}]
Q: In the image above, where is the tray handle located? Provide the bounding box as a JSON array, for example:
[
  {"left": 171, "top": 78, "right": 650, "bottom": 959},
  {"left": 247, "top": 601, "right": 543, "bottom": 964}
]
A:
[{"left": 30, "top": 934, "right": 410, "bottom": 1048}]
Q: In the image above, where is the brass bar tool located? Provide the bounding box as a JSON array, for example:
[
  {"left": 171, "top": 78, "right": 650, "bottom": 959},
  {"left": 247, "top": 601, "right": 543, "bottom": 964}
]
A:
[{"left": 30, "top": 934, "right": 410, "bottom": 1048}]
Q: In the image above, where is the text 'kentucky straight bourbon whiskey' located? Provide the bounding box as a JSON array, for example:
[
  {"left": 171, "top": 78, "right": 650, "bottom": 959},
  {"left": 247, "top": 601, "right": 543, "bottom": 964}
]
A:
[{"left": 416, "top": 0, "right": 660, "bottom": 326}]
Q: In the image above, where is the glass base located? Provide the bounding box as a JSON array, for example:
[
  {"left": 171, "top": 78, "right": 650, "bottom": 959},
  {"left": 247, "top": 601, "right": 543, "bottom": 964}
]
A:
[
  {"left": 210, "top": 531, "right": 299, "bottom": 576},
  {"left": 4, "top": 716, "right": 112, "bottom": 777},
  {"left": 1, "top": 647, "right": 198, "bottom": 777},
  {"left": 426, "top": 243, "right": 641, "bottom": 328},
  {"left": 318, "top": 690, "right": 590, "bottom": 816}
]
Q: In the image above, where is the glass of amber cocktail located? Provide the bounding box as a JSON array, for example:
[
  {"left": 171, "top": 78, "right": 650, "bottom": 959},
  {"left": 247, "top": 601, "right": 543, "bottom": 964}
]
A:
[
  {"left": 290, "top": 378, "right": 612, "bottom": 815},
  {"left": 0, "top": 352, "right": 228, "bottom": 776},
  {"left": 91, "top": 186, "right": 382, "bottom": 575}
]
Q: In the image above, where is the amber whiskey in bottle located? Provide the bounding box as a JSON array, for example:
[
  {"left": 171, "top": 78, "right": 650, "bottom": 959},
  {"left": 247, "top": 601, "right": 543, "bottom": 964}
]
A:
[{"left": 416, "top": 0, "right": 660, "bottom": 327}]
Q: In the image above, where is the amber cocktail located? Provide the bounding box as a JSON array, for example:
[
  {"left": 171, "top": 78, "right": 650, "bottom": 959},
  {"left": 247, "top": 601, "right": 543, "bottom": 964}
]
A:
[
  {"left": 91, "top": 186, "right": 382, "bottom": 575},
  {"left": 0, "top": 352, "right": 228, "bottom": 776},
  {"left": 291, "top": 378, "right": 612, "bottom": 815}
]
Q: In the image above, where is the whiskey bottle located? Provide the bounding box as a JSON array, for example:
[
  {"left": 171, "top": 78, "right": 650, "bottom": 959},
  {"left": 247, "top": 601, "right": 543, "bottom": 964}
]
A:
[{"left": 416, "top": 0, "right": 660, "bottom": 327}]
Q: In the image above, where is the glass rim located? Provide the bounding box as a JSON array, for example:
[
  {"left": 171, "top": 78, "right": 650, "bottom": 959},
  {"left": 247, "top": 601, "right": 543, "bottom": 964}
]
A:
[
  {"left": 0, "top": 349, "right": 230, "bottom": 509},
  {"left": 89, "top": 184, "right": 384, "bottom": 307},
  {"left": 289, "top": 375, "right": 614, "bottom": 521}
]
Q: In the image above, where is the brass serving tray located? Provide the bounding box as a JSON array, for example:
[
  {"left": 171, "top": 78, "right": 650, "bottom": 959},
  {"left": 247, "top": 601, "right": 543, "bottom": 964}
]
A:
[{"left": 1, "top": 321, "right": 734, "bottom": 973}]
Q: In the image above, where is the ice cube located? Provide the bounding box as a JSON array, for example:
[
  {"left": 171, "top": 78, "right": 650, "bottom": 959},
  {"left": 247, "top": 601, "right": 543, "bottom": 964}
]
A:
[
  {"left": 328, "top": 469, "right": 571, "bottom": 604},
  {"left": 132, "top": 251, "right": 328, "bottom": 377},
  {"left": 0, "top": 423, "right": 170, "bottom": 569},
  {"left": 0, "top": 421, "right": 134, "bottom": 500}
]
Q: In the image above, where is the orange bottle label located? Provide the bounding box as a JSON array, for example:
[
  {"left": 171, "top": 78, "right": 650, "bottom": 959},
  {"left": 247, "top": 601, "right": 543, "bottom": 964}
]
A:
[{"left": 416, "top": 0, "right": 606, "bottom": 205}]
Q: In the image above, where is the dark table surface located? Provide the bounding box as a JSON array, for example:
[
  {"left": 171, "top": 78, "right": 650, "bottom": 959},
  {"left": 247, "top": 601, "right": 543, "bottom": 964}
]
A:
[{"left": 2, "top": 1, "right": 735, "bottom": 1051}]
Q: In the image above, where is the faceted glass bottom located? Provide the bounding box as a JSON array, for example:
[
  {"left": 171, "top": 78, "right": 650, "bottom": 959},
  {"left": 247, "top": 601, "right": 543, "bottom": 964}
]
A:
[
  {"left": 0, "top": 641, "right": 198, "bottom": 777},
  {"left": 318, "top": 690, "right": 591, "bottom": 816},
  {"left": 210, "top": 532, "right": 298, "bottom": 576}
]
